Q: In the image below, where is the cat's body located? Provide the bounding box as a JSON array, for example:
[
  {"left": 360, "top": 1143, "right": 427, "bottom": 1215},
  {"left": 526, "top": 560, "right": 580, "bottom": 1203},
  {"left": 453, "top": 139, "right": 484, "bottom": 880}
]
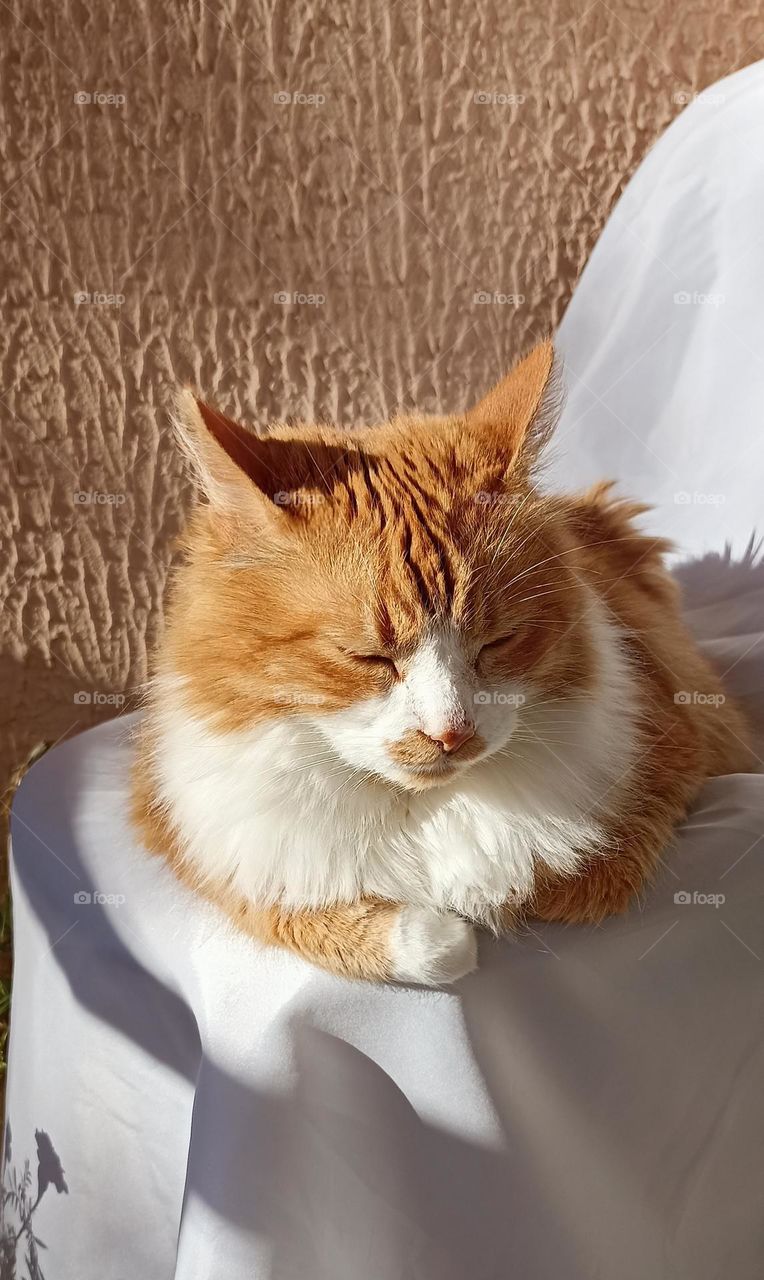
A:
[{"left": 133, "top": 341, "right": 753, "bottom": 983}]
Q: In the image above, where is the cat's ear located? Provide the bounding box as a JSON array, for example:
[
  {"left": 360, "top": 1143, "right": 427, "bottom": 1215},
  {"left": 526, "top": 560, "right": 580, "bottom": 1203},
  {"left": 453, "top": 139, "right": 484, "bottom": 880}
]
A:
[
  {"left": 173, "top": 389, "right": 288, "bottom": 526},
  {"left": 464, "top": 339, "right": 562, "bottom": 472}
]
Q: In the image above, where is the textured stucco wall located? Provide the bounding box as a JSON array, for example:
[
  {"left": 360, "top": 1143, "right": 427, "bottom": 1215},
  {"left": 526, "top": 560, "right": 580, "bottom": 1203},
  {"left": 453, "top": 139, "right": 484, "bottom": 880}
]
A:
[{"left": 2, "top": 0, "right": 764, "bottom": 806}]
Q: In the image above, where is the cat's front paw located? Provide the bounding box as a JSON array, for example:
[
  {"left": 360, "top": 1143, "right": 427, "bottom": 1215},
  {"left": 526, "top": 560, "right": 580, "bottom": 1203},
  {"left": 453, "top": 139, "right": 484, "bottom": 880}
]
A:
[{"left": 389, "top": 906, "right": 478, "bottom": 986}]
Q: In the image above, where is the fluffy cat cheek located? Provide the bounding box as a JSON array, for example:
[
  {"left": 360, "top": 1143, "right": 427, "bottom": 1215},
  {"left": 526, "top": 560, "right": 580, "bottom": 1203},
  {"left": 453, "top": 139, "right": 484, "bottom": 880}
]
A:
[
  {"left": 311, "top": 692, "right": 420, "bottom": 784},
  {"left": 471, "top": 701, "right": 521, "bottom": 751}
]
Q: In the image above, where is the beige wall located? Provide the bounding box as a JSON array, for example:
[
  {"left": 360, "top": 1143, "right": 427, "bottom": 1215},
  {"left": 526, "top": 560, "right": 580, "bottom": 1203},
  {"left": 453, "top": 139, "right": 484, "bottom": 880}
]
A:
[{"left": 2, "top": 0, "right": 763, "bottom": 800}]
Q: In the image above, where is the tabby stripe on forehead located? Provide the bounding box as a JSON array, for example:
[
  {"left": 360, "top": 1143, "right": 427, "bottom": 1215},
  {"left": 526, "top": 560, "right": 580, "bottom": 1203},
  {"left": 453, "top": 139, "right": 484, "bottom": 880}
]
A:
[
  {"left": 399, "top": 521, "right": 458, "bottom": 614},
  {"left": 344, "top": 471, "right": 359, "bottom": 519},
  {"left": 353, "top": 454, "right": 386, "bottom": 529},
  {"left": 382, "top": 456, "right": 436, "bottom": 515},
  {"left": 397, "top": 522, "right": 433, "bottom": 612},
  {"left": 421, "top": 530, "right": 457, "bottom": 611},
  {"left": 437, "top": 539, "right": 456, "bottom": 608},
  {"left": 400, "top": 451, "right": 463, "bottom": 515},
  {"left": 376, "top": 456, "right": 451, "bottom": 542}
]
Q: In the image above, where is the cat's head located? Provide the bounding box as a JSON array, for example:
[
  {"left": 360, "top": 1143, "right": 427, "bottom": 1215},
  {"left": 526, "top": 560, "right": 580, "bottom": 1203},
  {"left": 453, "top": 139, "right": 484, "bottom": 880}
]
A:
[{"left": 164, "top": 340, "right": 594, "bottom": 791}]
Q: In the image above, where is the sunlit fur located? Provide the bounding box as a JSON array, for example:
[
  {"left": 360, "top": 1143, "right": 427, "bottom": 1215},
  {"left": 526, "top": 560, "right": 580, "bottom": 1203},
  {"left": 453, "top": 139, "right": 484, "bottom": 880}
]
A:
[{"left": 133, "top": 340, "right": 754, "bottom": 984}]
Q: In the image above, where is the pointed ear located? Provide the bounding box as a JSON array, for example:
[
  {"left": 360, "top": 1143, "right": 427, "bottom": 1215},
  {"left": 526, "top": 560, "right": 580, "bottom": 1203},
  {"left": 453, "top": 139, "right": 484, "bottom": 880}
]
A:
[
  {"left": 173, "top": 389, "right": 286, "bottom": 525},
  {"left": 464, "top": 339, "right": 562, "bottom": 472}
]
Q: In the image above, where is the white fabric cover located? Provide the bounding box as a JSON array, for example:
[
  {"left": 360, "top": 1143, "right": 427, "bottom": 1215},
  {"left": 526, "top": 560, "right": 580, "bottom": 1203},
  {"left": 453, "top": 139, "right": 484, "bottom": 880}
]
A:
[
  {"left": 4, "top": 61, "right": 764, "bottom": 1280},
  {"left": 548, "top": 62, "right": 764, "bottom": 562}
]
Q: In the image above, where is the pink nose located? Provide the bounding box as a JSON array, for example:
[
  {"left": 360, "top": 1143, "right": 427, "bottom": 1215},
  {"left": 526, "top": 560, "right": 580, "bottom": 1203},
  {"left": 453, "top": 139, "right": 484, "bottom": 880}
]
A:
[{"left": 429, "top": 725, "right": 476, "bottom": 754}]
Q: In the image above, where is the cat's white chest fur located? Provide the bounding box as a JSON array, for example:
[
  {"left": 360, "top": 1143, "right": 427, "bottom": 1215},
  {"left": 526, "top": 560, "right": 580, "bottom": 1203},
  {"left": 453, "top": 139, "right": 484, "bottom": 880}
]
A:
[{"left": 149, "top": 610, "right": 641, "bottom": 921}]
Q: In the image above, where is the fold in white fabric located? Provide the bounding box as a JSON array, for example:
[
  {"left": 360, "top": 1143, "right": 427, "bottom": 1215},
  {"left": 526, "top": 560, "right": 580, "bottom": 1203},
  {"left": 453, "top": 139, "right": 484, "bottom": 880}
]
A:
[
  {"left": 4, "top": 60, "right": 764, "bottom": 1280},
  {"left": 550, "top": 60, "right": 764, "bottom": 563}
]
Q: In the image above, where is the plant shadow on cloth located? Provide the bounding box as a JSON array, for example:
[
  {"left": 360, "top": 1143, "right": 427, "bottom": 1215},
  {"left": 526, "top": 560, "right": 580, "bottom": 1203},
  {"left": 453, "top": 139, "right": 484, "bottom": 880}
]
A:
[{"left": 0, "top": 1126, "right": 68, "bottom": 1280}]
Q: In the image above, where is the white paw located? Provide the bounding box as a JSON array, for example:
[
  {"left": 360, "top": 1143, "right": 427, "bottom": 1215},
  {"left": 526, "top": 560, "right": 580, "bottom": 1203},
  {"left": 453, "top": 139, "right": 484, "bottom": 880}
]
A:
[{"left": 389, "top": 907, "right": 478, "bottom": 986}]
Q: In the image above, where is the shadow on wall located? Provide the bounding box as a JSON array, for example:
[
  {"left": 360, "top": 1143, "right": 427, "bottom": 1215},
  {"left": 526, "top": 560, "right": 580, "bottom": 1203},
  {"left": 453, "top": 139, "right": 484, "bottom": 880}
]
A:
[
  {"left": 0, "top": 466, "right": 188, "bottom": 815},
  {"left": 0, "top": 652, "right": 136, "bottom": 770},
  {"left": 0, "top": 650, "right": 143, "bottom": 883}
]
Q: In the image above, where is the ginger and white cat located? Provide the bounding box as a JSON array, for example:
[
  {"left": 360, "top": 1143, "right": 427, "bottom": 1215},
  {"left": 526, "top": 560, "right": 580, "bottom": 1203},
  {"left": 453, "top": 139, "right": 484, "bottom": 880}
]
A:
[{"left": 133, "top": 340, "right": 752, "bottom": 984}]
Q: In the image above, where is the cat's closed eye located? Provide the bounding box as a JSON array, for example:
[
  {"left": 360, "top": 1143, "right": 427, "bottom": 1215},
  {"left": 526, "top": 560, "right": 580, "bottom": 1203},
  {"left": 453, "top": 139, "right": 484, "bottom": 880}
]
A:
[
  {"left": 341, "top": 649, "right": 399, "bottom": 677},
  {"left": 479, "top": 628, "right": 522, "bottom": 655}
]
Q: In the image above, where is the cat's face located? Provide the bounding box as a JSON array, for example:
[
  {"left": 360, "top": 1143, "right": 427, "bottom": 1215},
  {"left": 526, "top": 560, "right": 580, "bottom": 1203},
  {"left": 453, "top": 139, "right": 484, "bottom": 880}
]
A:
[{"left": 165, "top": 341, "right": 593, "bottom": 791}]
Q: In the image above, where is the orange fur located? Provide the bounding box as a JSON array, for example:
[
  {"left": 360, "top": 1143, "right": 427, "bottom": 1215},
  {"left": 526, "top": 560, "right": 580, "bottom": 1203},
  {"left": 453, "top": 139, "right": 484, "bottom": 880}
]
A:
[
  {"left": 132, "top": 340, "right": 754, "bottom": 980},
  {"left": 529, "top": 483, "right": 753, "bottom": 924}
]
